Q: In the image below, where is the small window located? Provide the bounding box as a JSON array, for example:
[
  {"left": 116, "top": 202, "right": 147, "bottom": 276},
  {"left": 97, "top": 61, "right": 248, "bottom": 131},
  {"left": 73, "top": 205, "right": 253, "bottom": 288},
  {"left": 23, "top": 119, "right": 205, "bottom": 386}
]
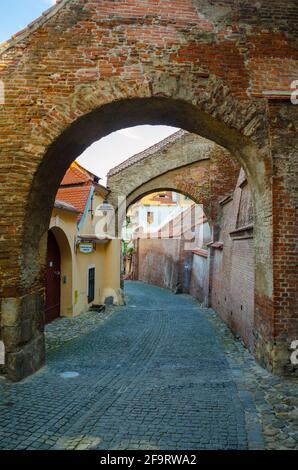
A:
[
  {"left": 88, "top": 267, "right": 95, "bottom": 303},
  {"left": 147, "top": 211, "right": 154, "bottom": 225}
]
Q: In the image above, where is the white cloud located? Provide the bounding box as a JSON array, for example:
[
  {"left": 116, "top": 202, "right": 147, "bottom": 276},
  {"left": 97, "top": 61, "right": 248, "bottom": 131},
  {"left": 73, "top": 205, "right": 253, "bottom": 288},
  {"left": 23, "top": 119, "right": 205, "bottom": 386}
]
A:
[
  {"left": 77, "top": 125, "right": 180, "bottom": 184},
  {"left": 118, "top": 129, "right": 142, "bottom": 141}
]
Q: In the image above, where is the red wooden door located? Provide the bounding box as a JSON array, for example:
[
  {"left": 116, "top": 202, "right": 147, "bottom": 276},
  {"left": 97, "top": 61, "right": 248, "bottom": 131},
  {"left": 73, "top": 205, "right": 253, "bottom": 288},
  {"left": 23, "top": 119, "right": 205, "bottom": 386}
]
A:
[{"left": 45, "top": 231, "right": 61, "bottom": 324}]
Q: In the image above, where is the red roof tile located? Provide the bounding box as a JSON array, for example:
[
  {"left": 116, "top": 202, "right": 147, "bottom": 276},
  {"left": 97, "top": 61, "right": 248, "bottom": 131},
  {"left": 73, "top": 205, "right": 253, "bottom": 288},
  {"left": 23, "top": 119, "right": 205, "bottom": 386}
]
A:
[
  {"left": 56, "top": 184, "right": 92, "bottom": 218},
  {"left": 55, "top": 162, "right": 108, "bottom": 222},
  {"left": 60, "top": 161, "right": 95, "bottom": 186}
]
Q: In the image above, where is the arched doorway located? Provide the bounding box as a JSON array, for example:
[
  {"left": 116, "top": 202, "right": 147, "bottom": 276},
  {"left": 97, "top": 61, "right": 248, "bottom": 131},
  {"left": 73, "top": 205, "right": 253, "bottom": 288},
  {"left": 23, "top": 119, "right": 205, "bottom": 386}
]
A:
[
  {"left": 45, "top": 231, "right": 61, "bottom": 324},
  {"left": 0, "top": 97, "right": 274, "bottom": 381},
  {"left": 45, "top": 224, "right": 73, "bottom": 325}
]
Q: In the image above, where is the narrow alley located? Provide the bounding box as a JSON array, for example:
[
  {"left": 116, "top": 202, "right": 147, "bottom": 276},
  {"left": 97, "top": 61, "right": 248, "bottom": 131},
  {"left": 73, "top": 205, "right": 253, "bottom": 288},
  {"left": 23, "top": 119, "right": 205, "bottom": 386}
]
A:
[{"left": 0, "top": 282, "right": 297, "bottom": 450}]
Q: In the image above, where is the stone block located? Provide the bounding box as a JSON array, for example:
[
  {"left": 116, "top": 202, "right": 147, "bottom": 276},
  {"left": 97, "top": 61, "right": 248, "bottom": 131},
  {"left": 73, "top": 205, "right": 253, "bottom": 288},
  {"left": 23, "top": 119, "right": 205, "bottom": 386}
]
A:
[
  {"left": 1, "top": 298, "right": 21, "bottom": 327},
  {"left": 1, "top": 326, "right": 22, "bottom": 352},
  {"left": 6, "top": 333, "right": 45, "bottom": 382}
]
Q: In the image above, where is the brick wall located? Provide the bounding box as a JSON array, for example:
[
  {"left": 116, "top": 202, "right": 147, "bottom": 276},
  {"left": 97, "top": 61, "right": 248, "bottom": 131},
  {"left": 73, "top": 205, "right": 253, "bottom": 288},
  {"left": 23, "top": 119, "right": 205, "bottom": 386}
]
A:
[
  {"left": 189, "top": 250, "right": 209, "bottom": 306},
  {"left": 137, "top": 238, "right": 182, "bottom": 292},
  {"left": 210, "top": 170, "right": 255, "bottom": 351},
  {"left": 137, "top": 236, "right": 202, "bottom": 295},
  {"left": 136, "top": 169, "right": 255, "bottom": 352}
]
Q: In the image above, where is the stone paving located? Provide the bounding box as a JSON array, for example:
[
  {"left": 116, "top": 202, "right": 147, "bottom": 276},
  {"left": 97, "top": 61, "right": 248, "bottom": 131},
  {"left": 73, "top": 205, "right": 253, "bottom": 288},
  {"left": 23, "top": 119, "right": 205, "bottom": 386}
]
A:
[
  {"left": 45, "top": 305, "right": 114, "bottom": 353},
  {"left": 205, "top": 309, "right": 298, "bottom": 450},
  {"left": 0, "top": 281, "right": 297, "bottom": 450}
]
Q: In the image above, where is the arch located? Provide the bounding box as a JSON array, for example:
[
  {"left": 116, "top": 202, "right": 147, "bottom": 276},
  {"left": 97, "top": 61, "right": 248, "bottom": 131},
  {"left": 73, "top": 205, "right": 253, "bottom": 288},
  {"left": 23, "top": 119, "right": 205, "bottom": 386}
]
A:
[
  {"left": 124, "top": 187, "right": 209, "bottom": 238},
  {"left": 0, "top": 0, "right": 296, "bottom": 380},
  {"left": 123, "top": 188, "right": 211, "bottom": 298},
  {"left": 121, "top": 184, "right": 213, "bottom": 242},
  {"left": 107, "top": 130, "right": 241, "bottom": 244},
  {"left": 127, "top": 187, "right": 203, "bottom": 211},
  {"left": 0, "top": 96, "right": 272, "bottom": 382},
  {"left": 21, "top": 97, "right": 263, "bottom": 289}
]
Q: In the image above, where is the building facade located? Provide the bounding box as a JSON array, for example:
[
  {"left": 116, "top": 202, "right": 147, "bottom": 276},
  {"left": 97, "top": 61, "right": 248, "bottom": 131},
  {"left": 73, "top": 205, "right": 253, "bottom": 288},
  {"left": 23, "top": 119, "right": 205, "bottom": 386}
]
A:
[
  {"left": 123, "top": 191, "right": 193, "bottom": 241},
  {"left": 46, "top": 162, "right": 122, "bottom": 324}
]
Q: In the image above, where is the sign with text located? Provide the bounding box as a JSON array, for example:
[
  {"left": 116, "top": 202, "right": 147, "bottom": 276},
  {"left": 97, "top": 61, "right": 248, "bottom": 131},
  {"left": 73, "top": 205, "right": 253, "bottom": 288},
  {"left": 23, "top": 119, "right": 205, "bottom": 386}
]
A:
[{"left": 79, "top": 242, "right": 94, "bottom": 254}]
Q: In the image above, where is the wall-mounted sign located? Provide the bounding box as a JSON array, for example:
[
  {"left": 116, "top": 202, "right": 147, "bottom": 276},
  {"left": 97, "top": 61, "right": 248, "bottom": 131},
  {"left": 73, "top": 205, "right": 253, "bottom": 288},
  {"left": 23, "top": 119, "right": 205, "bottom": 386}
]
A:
[{"left": 79, "top": 242, "right": 94, "bottom": 254}]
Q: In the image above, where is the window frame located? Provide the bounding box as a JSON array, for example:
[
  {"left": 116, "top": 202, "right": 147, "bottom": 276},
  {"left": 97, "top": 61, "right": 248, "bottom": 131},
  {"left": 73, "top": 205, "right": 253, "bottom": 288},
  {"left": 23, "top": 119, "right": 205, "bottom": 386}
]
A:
[{"left": 87, "top": 265, "right": 95, "bottom": 304}]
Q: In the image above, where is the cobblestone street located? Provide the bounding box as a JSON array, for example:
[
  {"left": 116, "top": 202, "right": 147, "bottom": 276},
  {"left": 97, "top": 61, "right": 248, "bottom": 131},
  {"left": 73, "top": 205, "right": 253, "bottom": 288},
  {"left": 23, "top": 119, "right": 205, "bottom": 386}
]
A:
[{"left": 0, "top": 282, "right": 297, "bottom": 450}]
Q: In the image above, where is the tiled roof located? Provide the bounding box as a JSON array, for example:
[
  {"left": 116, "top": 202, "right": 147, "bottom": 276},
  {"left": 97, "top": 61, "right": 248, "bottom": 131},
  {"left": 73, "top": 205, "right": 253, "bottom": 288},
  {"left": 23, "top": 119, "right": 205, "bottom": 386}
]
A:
[
  {"left": 56, "top": 184, "right": 92, "bottom": 218},
  {"left": 107, "top": 130, "right": 187, "bottom": 177},
  {"left": 140, "top": 191, "right": 177, "bottom": 206},
  {"left": 54, "top": 199, "right": 79, "bottom": 213},
  {"left": 60, "top": 161, "right": 96, "bottom": 186},
  {"left": 55, "top": 161, "right": 108, "bottom": 222}
]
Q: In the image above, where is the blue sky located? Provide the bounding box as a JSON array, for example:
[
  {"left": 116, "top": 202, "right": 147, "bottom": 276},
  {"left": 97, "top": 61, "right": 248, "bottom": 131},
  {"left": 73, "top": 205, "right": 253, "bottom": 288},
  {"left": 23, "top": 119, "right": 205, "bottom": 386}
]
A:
[
  {"left": 0, "top": 1, "right": 56, "bottom": 43},
  {"left": 0, "top": 1, "right": 178, "bottom": 181}
]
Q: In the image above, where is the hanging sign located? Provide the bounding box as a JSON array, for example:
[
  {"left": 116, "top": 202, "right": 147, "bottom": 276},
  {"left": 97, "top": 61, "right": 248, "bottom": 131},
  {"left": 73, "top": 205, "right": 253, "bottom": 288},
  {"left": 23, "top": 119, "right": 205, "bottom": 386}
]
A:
[{"left": 79, "top": 242, "right": 94, "bottom": 254}]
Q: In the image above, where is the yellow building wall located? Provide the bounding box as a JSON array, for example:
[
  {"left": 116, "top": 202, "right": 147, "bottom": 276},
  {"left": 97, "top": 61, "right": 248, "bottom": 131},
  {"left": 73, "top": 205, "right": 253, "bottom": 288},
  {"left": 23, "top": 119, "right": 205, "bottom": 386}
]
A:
[
  {"left": 73, "top": 244, "right": 106, "bottom": 315},
  {"left": 49, "top": 210, "right": 76, "bottom": 317},
  {"left": 49, "top": 189, "right": 122, "bottom": 318}
]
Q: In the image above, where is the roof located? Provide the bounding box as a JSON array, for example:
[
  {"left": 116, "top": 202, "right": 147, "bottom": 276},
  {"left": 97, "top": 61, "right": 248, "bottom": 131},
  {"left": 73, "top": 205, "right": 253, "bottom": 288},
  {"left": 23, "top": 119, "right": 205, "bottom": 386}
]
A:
[
  {"left": 61, "top": 161, "right": 96, "bottom": 186},
  {"left": 54, "top": 199, "right": 79, "bottom": 213},
  {"left": 78, "top": 235, "right": 111, "bottom": 245},
  {"left": 56, "top": 185, "right": 93, "bottom": 217},
  {"left": 55, "top": 161, "right": 108, "bottom": 222},
  {"left": 107, "top": 130, "right": 187, "bottom": 177},
  {"left": 140, "top": 191, "right": 177, "bottom": 206}
]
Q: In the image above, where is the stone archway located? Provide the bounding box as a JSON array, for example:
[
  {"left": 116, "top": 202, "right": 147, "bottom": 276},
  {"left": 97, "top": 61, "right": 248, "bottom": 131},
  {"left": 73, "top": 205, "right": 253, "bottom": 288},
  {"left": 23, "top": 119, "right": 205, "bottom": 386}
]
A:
[
  {"left": 107, "top": 130, "right": 240, "bottom": 224},
  {"left": 121, "top": 186, "right": 211, "bottom": 294},
  {"left": 109, "top": 133, "right": 256, "bottom": 351},
  {"left": 0, "top": 0, "right": 297, "bottom": 380}
]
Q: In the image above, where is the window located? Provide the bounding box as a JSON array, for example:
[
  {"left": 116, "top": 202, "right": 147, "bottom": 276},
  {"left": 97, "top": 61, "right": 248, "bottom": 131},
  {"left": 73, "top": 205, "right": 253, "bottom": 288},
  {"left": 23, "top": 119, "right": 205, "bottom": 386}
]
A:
[
  {"left": 147, "top": 211, "right": 154, "bottom": 225},
  {"left": 88, "top": 267, "right": 95, "bottom": 303}
]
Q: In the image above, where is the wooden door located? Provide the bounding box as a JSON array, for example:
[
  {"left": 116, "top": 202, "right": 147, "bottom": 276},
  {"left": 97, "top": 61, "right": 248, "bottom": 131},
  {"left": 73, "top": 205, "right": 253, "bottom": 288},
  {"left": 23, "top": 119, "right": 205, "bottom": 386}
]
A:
[{"left": 45, "top": 231, "right": 61, "bottom": 324}]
